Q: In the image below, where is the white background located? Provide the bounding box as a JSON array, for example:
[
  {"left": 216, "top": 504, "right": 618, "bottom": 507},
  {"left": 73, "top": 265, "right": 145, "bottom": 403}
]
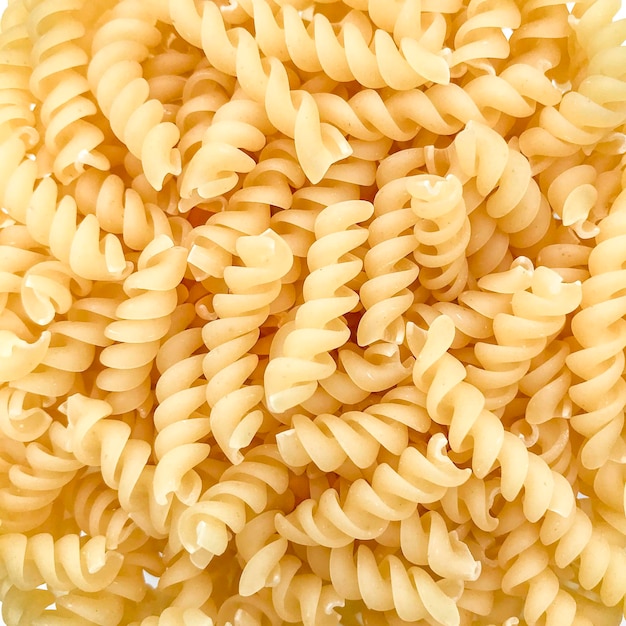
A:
[{"left": 0, "top": 0, "right": 624, "bottom": 624}]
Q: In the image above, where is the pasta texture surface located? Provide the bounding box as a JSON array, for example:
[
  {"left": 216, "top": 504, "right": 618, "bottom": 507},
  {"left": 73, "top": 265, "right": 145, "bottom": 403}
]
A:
[{"left": 0, "top": 0, "right": 625, "bottom": 624}]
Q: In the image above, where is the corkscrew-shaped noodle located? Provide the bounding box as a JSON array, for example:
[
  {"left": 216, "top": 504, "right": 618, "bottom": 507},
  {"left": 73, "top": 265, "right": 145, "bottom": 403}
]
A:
[
  {"left": 202, "top": 229, "right": 293, "bottom": 463},
  {"left": 175, "top": 64, "right": 232, "bottom": 165},
  {"left": 176, "top": 445, "right": 289, "bottom": 568},
  {"left": 0, "top": 0, "right": 38, "bottom": 145},
  {"left": 357, "top": 177, "right": 420, "bottom": 346},
  {"left": 184, "top": 143, "right": 298, "bottom": 280},
  {"left": 408, "top": 315, "right": 576, "bottom": 523},
  {"left": 466, "top": 262, "right": 582, "bottom": 411},
  {"left": 151, "top": 325, "right": 211, "bottom": 506},
  {"left": 328, "top": 543, "right": 462, "bottom": 625},
  {"left": 567, "top": 196, "right": 626, "bottom": 470},
  {"left": 228, "top": 0, "right": 451, "bottom": 89},
  {"left": 0, "top": 136, "right": 132, "bottom": 282},
  {"left": 276, "top": 387, "right": 430, "bottom": 472},
  {"left": 0, "top": 532, "right": 123, "bottom": 592},
  {"left": 0, "top": 387, "right": 52, "bottom": 442},
  {"left": 98, "top": 235, "right": 187, "bottom": 414},
  {"left": 449, "top": 0, "right": 520, "bottom": 76},
  {"left": 27, "top": 0, "right": 109, "bottom": 182},
  {"left": 72, "top": 169, "right": 177, "bottom": 251},
  {"left": 519, "top": 0, "right": 626, "bottom": 160},
  {"left": 71, "top": 471, "right": 146, "bottom": 552},
  {"left": 179, "top": 97, "right": 273, "bottom": 203},
  {"left": 264, "top": 200, "right": 372, "bottom": 413},
  {"left": 410, "top": 174, "right": 470, "bottom": 302},
  {"left": 87, "top": 0, "right": 181, "bottom": 190},
  {"left": 428, "top": 121, "right": 554, "bottom": 250},
  {"left": 0, "top": 423, "right": 83, "bottom": 533},
  {"left": 275, "top": 432, "right": 469, "bottom": 547},
  {"left": 170, "top": 0, "right": 353, "bottom": 184},
  {"left": 63, "top": 394, "right": 172, "bottom": 538},
  {"left": 498, "top": 510, "right": 626, "bottom": 624}
]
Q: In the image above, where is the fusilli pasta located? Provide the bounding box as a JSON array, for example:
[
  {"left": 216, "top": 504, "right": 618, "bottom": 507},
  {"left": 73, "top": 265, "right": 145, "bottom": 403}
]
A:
[{"left": 0, "top": 0, "right": 625, "bottom": 624}]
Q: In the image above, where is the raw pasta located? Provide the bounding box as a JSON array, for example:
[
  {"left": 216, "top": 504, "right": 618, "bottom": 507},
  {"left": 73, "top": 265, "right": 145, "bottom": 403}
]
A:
[{"left": 0, "top": 0, "right": 625, "bottom": 624}]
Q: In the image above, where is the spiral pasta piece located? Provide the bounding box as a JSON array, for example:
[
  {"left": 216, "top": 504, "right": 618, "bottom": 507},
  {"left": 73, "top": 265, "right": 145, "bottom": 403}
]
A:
[
  {"left": 230, "top": 0, "right": 451, "bottom": 89},
  {"left": 328, "top": 543, "right": 463, "bottom": 625},
  {"left": 275, "top": 432, "right": 469, "bottom": 547},
  {"left": 466, "top": 262, "right": 582, "bottom": 411},
  {"left": 410, "top": 173, "right": 470, "bottom": 302},
  {"left": 98, "top": 235, "right": 187, "bottom": 415},
  {"left": 63, "top": 393, "right": 171, "bottom": 538},
  {"left": 0, "top": 0, "right": 38, "bottom": 145},
  {"left": 567, "top": 198, "right": 626, "bottom": 473},
  {"left": 408, "top": 314, "right": 577, "bottom": 524},
  {"left": 498, "top": 508, "right": 626, "bottom": 625},
  {"left": 357, "top": 176, "right": 420, "bottom": 347},
  {"left": 176, "top": 445, "right": 289, "bottom": 568},
  {"left": 87, "top": 0, "right": 181, "bottom": 190},
  {"left": 276, "top": 386, "right": 429, "bottom": 472},
  {"left": 264, "top": 200, "right": 372, "bottom": 413},
  {"left": 202, "top": 229, "right": 293, "bottom": 463},
  {"left": 27, "top": 0, "right": 110, "bottom": 183},
  {"left": 0, "top": 532, "right": 123, "bottom": 593},
  {"left": 519, "top": 0, "right": 626, "bottom": 160}
]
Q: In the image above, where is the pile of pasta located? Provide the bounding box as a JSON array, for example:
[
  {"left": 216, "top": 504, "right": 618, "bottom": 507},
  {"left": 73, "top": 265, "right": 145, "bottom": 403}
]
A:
[{"left": 1, "top": 0, "right": 626, "bottom": 623}]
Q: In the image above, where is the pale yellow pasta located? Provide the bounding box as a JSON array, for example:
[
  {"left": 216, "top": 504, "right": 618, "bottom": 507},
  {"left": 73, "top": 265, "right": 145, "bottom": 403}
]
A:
[{"left": 0, "top": 0, "right": 625, "bottom": 624}]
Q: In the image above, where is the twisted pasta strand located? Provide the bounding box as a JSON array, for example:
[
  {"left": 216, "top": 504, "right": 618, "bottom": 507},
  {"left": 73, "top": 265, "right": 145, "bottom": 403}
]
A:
[
  {"left": 264, "top": 200, "right": 372, "bottom": 412},
  {"left": 87, "top": 0, "right": 181, "bottom": 190},
  {"left": 26, "top": 0, "right": 109, "bottom": 183},
  {"left": 202, "top": 229, "right": 293, "bottom": 463},
  {"left": 408, "top": 315, "right": 576, "bottom": 524}
]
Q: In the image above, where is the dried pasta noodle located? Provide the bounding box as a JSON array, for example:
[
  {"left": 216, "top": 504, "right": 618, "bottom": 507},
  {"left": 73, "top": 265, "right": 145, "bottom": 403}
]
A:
[{"left": 0, "top": 0, "right": 625, "bottom": 624}]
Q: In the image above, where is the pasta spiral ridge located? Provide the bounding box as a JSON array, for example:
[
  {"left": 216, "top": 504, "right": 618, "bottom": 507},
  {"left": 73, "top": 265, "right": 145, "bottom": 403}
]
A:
[
  {"left": 0, "top": 137, "right": 132, "bottom": 283},
  {"left": 184, "top": 145, "right": 294, "bottom": 281},
  {"left": 276, "top": 386, "right": 430, "bottom": 472},
  {"left": 264, "top": 200, "right": 373, "bottom": 413},
  {"left": 70, "top": 472, "right": 146, "bottom": 552},
  {"left": 497, "top": 511, "right": 626, "bottom": 624},
  {"left": 325, "top": 543, "right": 463, "bottom": 626},
  {"left": 97, "top": 235, "right": 188, "bottom": 415},
  {"left": 567, "top": 195, "right": 626, "bottom": 474},
  {"left": 179, "top": 96, "right": 274, "bottom": 205},
  {"left": 519, "top": 0, "right": 626, "bottom": 160},
  {"left": 87, "top": 0, "right": 181, "bottom": 190},
  {"left": 202, "top": 229, "right": 294, "bottom": 463},
  {"left": 408, "top": 314, "right": 577, "bottom": 524},
  {"left": 176, "top": 444, "right": 290, "bottom": 569},
  {"left": 151, "top": 325, "right": 211, "bottom": 509},
  {"left": 225, "top": 0, "right": 451, "bottom": 90},
  {"left": 0, "top": 422, "right": 83, "bottom": 533},
  {"left": 275, "top": 432, "right": 470, "bottom": 548},
  {"left": 63, "top": 394, "right": 171, "bottom": 539},
  {"left": 465, "top": 262, "right": 582, "bottom": 411},
  {"left": 410, "top": 173, "right": 470, "bottom": 302},
  {"left": 72, "top": 169, "right": 178, "bottom": 252},
  {"left": 170, "top": 0, "right": 353, "bottom": 185},
  {"left": 427, "top": 121, "right": 554, "bottom": 250},
  {"left": 357, "top": 177, "right": 420, "bottom": 347},
  {"left": 0, "top": 532, "right": 123, "bottom": 593},
  {"left": 448, "top": 0, "right": 520, "bottom": 75},
  {"left": 26, "top": 0, "right": 109, "bottom": 183},
  {"left": 236, "top": 514, "right": 343, "bottom": 626},
  {"left": 0, "top": 0, "right": 38, "bottom": 145}
]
